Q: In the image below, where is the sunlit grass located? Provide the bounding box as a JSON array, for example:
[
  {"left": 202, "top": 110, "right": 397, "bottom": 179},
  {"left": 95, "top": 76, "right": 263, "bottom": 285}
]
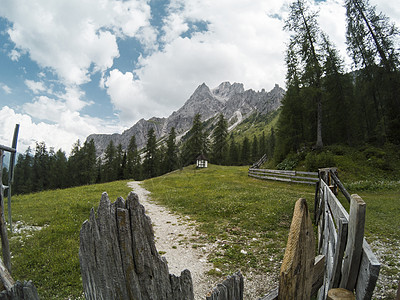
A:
[
  {"left": 8, "top": 181, "right": 132, "bottom": 299},
  {"left": 142, "top": 164, "right": 315, "bottom": 275}
]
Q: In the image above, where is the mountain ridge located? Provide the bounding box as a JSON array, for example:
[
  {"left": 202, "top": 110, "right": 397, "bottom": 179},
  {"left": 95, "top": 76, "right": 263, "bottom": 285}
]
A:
[{"left": 86, "top": 82, "right": 285, "bottom": 156}]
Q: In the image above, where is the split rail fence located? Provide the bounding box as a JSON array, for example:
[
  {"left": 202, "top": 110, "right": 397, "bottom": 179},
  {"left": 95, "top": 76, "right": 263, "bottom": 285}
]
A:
[{"left": 248, "top": 168, "right": 318, "bottom": 185}]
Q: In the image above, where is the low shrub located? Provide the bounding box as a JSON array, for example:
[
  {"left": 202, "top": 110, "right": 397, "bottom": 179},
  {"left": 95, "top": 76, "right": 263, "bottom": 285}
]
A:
[{"left": 305, "top": 151, "right": 335, "bottom": 172}]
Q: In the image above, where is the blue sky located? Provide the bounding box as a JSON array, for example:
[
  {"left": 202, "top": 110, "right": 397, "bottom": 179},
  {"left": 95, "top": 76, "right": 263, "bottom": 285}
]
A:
[{"left": 0, "top": 0, "right": 399, "bottom": 154}]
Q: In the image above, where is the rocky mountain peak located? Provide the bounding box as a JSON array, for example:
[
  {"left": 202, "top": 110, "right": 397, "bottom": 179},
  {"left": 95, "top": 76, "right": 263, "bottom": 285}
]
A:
[
  {"left": 212, "top": 81, "right": 245, "bottom": 102},
  {"left": 86, "top": 81, "right": 285, "bottom": 157}
]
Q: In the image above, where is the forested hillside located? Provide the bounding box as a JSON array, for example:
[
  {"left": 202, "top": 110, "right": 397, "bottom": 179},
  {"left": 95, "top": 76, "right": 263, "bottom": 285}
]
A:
[{"left": 275, "top": 0, "right": 400, "bottom": 162}]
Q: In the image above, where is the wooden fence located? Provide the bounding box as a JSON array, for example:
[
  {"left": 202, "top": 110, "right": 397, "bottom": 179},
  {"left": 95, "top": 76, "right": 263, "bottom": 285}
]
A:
[
  {"left": 248, "top": 168, "right": 319, "bottom": 185},
  {"left": 79, "top": 169, "right": 381, "bottom": 299},
  {"left": 0, "top": 125, "right": 39, "bottom": 299},
  {"left": 314, "top": 168, "right": 380, "bottom": 299}
]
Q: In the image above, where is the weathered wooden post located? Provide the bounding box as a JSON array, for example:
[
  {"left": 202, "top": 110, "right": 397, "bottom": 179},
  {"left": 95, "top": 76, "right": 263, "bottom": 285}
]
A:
[
  {"left": 0, "top": 150, "right": 11, "bottom": 273},
  {"left": 327, "top": 288, "right": 355, "bottom": 300},
  {"left": 7, "top": 124, "right": 19, "bottom": 233},
  {"left": 278, "top": 198, "right": 315, "bottom": 300},
  {"left": 79, "top": 192, "right": 195, "bottom": 300},
  {"left": 340, "top": 194, "right": 366, "bottom": 291}
]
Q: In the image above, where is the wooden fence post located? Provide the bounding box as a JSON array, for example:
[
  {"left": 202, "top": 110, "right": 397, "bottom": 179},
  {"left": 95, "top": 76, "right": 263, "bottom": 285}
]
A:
[
  {"left": 278, "top": 198, "right": 315, "bottom": 300},
  {"left": 79, "top": 192, "right": 194, "bottom": 300},
  {"left": 0, "top": 150, "right": 11, "bottom": 273},
  {"left": 340, "top": 194, "right": 366, "bottom": 291}
]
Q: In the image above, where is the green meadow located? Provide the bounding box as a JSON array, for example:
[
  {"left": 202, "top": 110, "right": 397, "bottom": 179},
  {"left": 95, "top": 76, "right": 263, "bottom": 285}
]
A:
[{"left": 6, "top": 164, "right": 400, "bottom": 299}]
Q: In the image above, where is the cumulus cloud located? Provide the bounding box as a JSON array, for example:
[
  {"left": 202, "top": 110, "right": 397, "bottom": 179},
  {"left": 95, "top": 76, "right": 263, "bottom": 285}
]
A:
[
  {"left": 0, "top": 106, "right": 122, "bottom": 154},
  {"left": 105, "top": 0, "right": 291, "bottom": 124},
  {"left": 1, "top": 0, "right": 153, "bottom": 85}
]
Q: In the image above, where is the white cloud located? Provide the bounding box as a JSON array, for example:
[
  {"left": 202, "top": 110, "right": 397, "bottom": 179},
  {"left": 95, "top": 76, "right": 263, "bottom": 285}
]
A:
[
  {"left": 104, "top": 69, "right": 163, "bottom": 124},
  {"left": 105, "top": 0, "right": 291, "bottom": 125},
  {"left": 24, "top": 79, "right": 46, "bottom": 94},
  {"left": 1, "top": 0, "right": 153, "bottom": 85},
  {"left": 0, "top": 106, "right": 122, "bottom": 154},
  {"left": 8, "top": 49, "right": 21, "bottom": 61},
  {"left": 0, "top": 83, "right": 12, "bottom": 94}
]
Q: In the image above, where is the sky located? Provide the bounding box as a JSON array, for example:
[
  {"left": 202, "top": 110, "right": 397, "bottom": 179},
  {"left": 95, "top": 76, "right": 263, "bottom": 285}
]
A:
[{"left": 0, "top": 0, "right": 399, "bottom": 155}]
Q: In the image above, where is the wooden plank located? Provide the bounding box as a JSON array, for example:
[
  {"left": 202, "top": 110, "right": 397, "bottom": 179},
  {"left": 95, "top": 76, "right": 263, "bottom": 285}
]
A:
[
  {"left": 314, "top": 180, "right": 320, "bottom": 222},
  {"left": 327, "top": 212, "right": 337, "bottom": 250},
  {"left": 258, "top": 287, "right": 278, "bottom": 300},
  {"left": 312, "top": 255, "right": 326, "bottom": 296},
  {"left": 0, "top": 256, "right": 15, "bottom": 291},
  {"left": 248, "top": 174, "right": 316, "bottom": 185},
  {"left": 330, "top": 218, "right": 348, "bottom": 289},
  {"left": 324, "top": 181, "right": 349, "bottom": 222},
  {"left": 279, "top": 198, "right": 315, "bottom": 300},
  {"left": 355, "top": 239, "right": 380, "bottom": 300},
  {"left": 340, "top": 194, "right": 366, "bottom": 291},
  {"left": 249, "top": 170, "right": 318, "bottom": 182},
  {"left": 249, "top": 170, "right": 318, "bottom": 180},
  {"left": 330, "top": 171, "right": 351, "bottom": 203},
  {"left": 0, "top": 145, "right": 16, "bottom": 153},
  {"left": 0, "top": 150, "right": 11, "bottom": 273}
]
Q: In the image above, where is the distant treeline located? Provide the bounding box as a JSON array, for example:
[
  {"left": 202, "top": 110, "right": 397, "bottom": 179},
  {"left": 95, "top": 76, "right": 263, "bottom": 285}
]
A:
[
  {"left": 7, "top": 113, "right": 273, "bottom": 195},
  {"left": 274, "top": 0, "right": 400, "bottom": 161}
]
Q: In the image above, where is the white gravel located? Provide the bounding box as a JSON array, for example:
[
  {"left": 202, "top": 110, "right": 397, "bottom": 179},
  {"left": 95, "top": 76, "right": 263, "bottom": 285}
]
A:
[{"left": 127, "top": 181, "right": 219, "bottom": 299}]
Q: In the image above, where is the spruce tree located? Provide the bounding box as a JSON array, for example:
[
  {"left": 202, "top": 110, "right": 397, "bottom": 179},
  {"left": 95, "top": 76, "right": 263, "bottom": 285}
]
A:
[
  {"left": 165, "top": 127, "right": 178, "bottom": 172},
  {"left": 251, "top": 134, "right": 258, "bottom": 162},
  {"left": 182, "top": 114, "right": 207, "bottom": 165},
  {"left": 211, "top": 114, "right": 228, "bottom": 165},
  {"left": 284, "top": 0, "right": 324, "bottom": 148},
  {"left": 241, "top": 137, "right": 251, "bottom": 165},
  {"left": 143, "top": 128, "right": 158, "bottom": 179},
  {"left": 103, "top": 140, "right": 116, "bottom": 182}
]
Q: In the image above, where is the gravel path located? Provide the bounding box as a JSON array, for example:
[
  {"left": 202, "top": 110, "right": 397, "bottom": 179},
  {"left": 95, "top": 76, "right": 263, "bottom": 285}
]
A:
[{"left": 127, "top": 181, "right": 218, "bottom": 299}]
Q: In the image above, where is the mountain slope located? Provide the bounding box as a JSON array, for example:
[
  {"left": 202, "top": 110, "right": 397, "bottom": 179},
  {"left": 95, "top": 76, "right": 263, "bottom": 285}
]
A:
[{"left": 86, "top": 82, "right": 285, "bottom": 156}]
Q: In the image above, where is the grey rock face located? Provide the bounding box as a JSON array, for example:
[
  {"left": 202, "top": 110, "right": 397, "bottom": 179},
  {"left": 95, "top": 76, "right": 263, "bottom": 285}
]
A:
[{"left": 86, "top": 82, "right": 285, "bottom": 156}]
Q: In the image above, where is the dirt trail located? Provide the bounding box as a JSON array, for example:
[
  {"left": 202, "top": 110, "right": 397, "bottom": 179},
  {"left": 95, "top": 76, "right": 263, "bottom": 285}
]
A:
[{"left": 127, "top": 181, "right": 217, "bottom": 299}]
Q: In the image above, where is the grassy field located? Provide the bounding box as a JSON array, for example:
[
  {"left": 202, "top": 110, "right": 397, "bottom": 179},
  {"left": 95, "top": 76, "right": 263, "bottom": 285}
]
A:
[
  {"left": 8, "top": 181, "right": 132, "bottom": 299},
  {"left": 142, "top": 165, "right": 315, "bottom": 276},
  {"left": 6, "top": 163, "right": 400, "bottom": 299}
]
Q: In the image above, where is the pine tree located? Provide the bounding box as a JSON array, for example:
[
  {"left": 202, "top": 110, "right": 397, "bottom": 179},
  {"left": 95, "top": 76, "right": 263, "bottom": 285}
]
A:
[
  {"left": 116, "top": 143, "right": 124, "bottom": 180},
  {"left": 182, "top": 114, "right": 207, "bottom": 165},
  {"left": 284, "top": 0, "right": 324, "bottom": 148},
  {"left": 33, "top": 141, "right": 50, "bottom": 191},
  {"left": 125, "top": 135, "right": 141, "bottom": 180},
  {"left": 48, "top": 149, "right": 68, "bottom": 189},
  {"left": 241, "top": 137, "right": 251, "bottom": 165},
  {"left": 143, "top": 128, "right": 158, "bottom": 179},
  {"left": 259, "top": 131, "right": 266, "bottom": 158},
  {"left": 13, "top": 148, "right": 33, "bottom": 194},
  {"left": 165, "top": 127, "right": 178, "bottom": 172},
  {"left": 345, "top": 0, "right": 400, "bottom": 143},
  {"left": 211, "top": 114, "right": 228, "bottom": 165},
  {"left": 228, "top": 136, "right": 239, "bottom": 165},
  {"left": 103, "top": 140, "right": 116, "bottom": 182},
  {"left": 251, "top": 134, "right": 259, "bottom": 162}
]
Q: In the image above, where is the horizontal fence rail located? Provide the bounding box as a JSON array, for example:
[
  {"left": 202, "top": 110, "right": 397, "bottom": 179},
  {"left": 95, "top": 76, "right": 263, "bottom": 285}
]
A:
[{"left": 248, "top": 168, "right": 318, "bottom": 185}]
